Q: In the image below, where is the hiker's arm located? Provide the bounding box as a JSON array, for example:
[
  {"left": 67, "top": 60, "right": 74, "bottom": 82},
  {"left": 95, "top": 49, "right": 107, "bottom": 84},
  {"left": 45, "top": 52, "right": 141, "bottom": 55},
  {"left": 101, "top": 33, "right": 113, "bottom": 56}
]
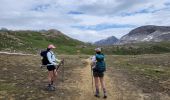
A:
[
  {"left": 56, "top": 59, "right": 61, "bottom": 63},
  {"left": 55, "top": 58, "right": 62, "bottom": 66},
  {"left": 47, "top": 52, "right": 57, "bottom": 65},
  {"left": 91, "top": 56, "right": 96, "bottom": 68},
  {"left": 91, "top": 62, "right": 96, "bottom": 68},
  {"left": 91, "top": 56, "right": 96, "bottom": 62}
]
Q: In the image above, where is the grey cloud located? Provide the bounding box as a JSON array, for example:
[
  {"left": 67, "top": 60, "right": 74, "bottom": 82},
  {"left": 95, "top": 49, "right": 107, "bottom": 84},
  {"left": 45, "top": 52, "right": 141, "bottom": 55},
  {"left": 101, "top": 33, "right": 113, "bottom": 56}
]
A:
[
  {"left": 77, "top": 0, "right": 149, "bottom": 16},
  {"left": 0, "top": 0, "right": 170, "bottom": 42}
]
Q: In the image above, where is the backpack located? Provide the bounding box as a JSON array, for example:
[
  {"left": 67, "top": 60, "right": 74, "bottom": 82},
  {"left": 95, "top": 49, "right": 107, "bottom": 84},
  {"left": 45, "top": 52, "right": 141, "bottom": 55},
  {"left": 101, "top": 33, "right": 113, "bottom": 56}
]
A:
[
  {"left": 40, "top": 50, "right": 50, "bottom": 65},
  {"left": 94, "top": 53, "right": 106, "bottom": 72}
]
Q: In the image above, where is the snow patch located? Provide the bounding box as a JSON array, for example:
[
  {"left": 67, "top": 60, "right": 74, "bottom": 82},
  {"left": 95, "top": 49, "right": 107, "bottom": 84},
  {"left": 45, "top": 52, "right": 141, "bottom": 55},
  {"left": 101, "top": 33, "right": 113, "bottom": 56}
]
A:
[{"left": 142, "top": 35, "right": 153, "bottom": 41}]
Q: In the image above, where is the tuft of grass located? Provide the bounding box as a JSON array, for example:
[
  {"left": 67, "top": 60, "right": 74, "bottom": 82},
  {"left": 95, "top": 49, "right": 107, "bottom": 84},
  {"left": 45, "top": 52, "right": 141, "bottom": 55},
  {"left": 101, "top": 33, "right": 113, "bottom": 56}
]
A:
[{"left": 0, "top": 83, "right": 16, "bottom": 91}]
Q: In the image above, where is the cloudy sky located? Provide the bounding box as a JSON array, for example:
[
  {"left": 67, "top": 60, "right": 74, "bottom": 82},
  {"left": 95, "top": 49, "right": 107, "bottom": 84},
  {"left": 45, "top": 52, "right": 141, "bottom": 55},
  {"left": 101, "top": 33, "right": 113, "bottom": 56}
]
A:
[{"left": 0, "top": 0, "right": 170, "bottom": 42}]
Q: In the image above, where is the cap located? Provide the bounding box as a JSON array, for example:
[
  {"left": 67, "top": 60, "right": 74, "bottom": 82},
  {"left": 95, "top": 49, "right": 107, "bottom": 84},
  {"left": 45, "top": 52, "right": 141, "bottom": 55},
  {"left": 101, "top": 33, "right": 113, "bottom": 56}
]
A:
[
  {"left": 95, "top": 48, "right": 101, "bottom": 52},
  {"left": 48, "top": 44, "right": 56, "bottom": 49}
]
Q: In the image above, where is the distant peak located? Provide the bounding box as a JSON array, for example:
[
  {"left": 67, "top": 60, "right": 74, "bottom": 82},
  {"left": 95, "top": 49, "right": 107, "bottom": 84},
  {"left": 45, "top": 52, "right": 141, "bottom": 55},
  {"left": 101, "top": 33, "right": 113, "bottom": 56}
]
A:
[{"left": 94, "top": 36, "right": 119, "bottom": 46}]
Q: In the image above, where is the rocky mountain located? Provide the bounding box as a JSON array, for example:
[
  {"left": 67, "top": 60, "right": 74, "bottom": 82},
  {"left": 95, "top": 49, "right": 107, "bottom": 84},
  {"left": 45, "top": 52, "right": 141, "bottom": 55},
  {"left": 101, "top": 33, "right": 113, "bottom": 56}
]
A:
[
  {"left": 118, "top": 25, "right": 170, "bottom": 44},
  {"left": 94, "top": 36, "right": 118, "bottom": 46}
]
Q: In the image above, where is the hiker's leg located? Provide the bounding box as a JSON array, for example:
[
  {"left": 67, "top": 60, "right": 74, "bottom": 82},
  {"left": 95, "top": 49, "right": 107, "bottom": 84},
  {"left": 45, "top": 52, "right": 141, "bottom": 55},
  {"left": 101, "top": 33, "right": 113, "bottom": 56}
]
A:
[
  {"left": 48, "top": 71, "right": 53, "bottom": 85},
  {"left": 94, "top": 77, "right": 100, "bottom": 95},
  {"left": 52, "top": 69, "right": 58, "bottom": 84},
  {"left": 47, "top": 66, "right": 56, "bottom": 91},
  {"left": 47, "top": 71, "right": 55, "bottom": 91},
  {"left": 99, "top": 77, "right": 106, "bottom": 91},
  {"left": 100, "top": 77, "right": 107, "bottom": 98},
  {"left": 47, "top": 65, "right": 54, "bottom": 85}
]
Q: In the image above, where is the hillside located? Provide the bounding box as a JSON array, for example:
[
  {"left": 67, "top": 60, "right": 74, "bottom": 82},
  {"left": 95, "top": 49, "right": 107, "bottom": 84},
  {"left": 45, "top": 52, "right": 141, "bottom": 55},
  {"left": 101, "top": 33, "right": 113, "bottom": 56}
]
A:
[
  {"left": 2, "top": 27, "right": 170, "bottom": 55},
  {"left": 102, "top": 41, "right": 170, "bottom": 55},
  {"left": 94, "top": 36, "right": 118, "bottom": 46},
  {"left": 0, "top": 29, "right": 94, "bottom": 54},
  {"left": 118, "top": 25, "right": 170, "bottom": 44}
]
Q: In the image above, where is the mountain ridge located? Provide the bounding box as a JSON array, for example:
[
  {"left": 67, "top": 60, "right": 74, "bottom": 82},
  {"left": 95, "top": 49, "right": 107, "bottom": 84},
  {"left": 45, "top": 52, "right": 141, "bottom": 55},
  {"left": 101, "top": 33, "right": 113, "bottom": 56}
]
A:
[
  {"left": 94, "top": 36, "right": 118, "bottom": 46},
  {"left": 118, "top": 25, "right": 170, "bottom": 44}
]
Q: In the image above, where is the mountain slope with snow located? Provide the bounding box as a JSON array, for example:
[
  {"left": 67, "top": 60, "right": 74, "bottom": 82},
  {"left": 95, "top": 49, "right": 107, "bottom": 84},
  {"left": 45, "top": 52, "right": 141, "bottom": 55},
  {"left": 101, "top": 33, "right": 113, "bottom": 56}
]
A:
[{"left": 118, "top": 25, "right": 170, "bottom": 44}]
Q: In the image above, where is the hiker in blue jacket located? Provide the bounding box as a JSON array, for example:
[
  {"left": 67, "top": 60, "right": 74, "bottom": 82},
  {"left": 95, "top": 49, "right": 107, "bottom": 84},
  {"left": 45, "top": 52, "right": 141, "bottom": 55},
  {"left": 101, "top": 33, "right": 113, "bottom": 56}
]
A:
[
  {"left": 91, "top": 48, "right": 107, "bottom": 98},
  {"left": 46, "top": 44, "right": 61, "bottom": 91}
]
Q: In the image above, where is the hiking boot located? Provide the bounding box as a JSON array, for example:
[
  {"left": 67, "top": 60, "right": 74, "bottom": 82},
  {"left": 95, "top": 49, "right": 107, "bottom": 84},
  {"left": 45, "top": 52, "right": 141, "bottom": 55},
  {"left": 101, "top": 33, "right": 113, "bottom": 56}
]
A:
[
  {"left": 103, "top": 93, "right": 107, "bottom": 99},
  {"left": 94, "top": 94, "right": 100, "bottom": 98},
  {"left": 94, "top": 89, "right": 100, "bottom": 98},
  {"left": 51, "top": 85, "right": 56, "bottom": 91},
  {"left": 103, "top": 95, "right": 107, "bottom": 99},
  {"left": 103, "top": 88, "right": 107, "bottom": 99},
  {"left": 94, "top": 93, "right": 100, "bottom": 98},
  {"left": 47, "top": 84, "right": 55, "bottom": 91}
]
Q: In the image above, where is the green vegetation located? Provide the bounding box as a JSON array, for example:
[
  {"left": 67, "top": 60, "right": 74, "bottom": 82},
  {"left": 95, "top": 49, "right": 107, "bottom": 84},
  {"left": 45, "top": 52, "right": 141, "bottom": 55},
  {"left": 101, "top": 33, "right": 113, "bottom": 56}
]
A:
[
  {"left": 1, "top": 29, "right": 170, "bottom": 55},
  {"left": 102, "top": 42, "right": 170, "bottom": 55},
  {"left": 0, "top": 30, "right": 95, "bottom": 54}
]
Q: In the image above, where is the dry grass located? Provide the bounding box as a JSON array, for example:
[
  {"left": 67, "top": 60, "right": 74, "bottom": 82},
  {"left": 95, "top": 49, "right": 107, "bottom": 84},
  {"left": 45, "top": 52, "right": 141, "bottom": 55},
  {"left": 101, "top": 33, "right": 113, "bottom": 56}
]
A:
[
  {"left": 1, "top": 53, "right": 170, "bottom": 100},
  {"left": 106, "top": 54, "right": 170, "bottom": 99},
  {"left": 0, "top": 54, "right": 89, "bottom": 100}
]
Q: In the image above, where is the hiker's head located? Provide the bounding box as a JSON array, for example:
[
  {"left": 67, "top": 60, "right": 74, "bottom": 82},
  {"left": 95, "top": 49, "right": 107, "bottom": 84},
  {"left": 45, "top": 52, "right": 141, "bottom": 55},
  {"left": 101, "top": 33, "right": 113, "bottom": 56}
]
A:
[
  {"left": 47, "top": 44, "right": 56, "bottom": 50},
  {"left": 95, "top": 48, "right": 101, "bottom": 53}
]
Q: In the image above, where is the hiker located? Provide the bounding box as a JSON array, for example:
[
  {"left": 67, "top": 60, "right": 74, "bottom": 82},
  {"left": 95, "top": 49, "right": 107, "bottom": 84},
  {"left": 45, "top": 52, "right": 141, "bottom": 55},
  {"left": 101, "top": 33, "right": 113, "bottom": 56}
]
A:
[
  {"left": 91, "top": 48, "right": 107, "bottom": 98},
  {"left": 42, "top": 44, "right": 61, "bottom": 91}
]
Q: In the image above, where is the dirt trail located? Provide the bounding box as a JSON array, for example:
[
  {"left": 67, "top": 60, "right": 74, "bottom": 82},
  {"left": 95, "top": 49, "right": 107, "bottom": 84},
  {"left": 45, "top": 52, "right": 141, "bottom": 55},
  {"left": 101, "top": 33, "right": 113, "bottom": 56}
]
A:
[{"left": 75, "top": 58, "right": 117, "bottom": 100}]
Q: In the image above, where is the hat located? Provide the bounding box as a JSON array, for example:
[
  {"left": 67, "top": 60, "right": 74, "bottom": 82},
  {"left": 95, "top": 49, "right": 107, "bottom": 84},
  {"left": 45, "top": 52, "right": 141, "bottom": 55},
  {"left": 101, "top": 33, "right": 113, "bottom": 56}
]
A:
[
  {"left": 95, "top": 48, "right": 101, "bottom": 52},
  {"left": 48, "top": 44, "right": 56, "bottom": 49}
]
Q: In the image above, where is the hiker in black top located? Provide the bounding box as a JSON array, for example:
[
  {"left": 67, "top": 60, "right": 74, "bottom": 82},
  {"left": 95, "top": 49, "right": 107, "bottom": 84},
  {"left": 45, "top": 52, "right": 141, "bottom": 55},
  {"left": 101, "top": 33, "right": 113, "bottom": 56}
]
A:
[{"left": 91, "top": 48, "right": 107, "bottom": 98}]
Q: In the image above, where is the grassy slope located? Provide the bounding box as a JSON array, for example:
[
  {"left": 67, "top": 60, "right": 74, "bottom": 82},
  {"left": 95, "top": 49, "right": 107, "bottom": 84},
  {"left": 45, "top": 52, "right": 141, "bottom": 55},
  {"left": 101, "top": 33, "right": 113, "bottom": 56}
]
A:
[
  {"left": 102, "top": 42, "right": 170, "bottom": 55},
  {"left": 0, "top": 30, "right": 95, "bottom": 54}
]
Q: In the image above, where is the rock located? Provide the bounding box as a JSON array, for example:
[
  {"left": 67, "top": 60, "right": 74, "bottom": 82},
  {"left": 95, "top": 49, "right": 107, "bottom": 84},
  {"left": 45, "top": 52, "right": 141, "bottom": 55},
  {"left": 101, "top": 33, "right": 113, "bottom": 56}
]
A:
[
  {"left": 50, "top": 96, "right": 55, "bottom": 100},
  {"left": 2, "top": 68, "right": 8, "bottom": 71},
  {"left": 60, "top": 92, "right": 64, "bottom": 95}
]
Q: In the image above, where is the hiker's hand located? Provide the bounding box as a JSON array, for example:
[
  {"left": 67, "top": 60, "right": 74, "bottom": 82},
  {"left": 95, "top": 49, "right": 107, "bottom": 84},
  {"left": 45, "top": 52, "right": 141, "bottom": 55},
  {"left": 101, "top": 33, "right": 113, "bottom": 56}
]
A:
[
  {"left": 90, "top": 62, "right": 94, "bottom": 66},
  {"left": 92, "top": 66, "right": 95, "bottom": 69},
  {"left": 53, "top": 63, "right": 57, "bottom": 66},
  {"left": 57, "top": 69, "right": 61, "bottom": 72},
  {"left": 90, "top": 63, "right": 93, "bottom": 66},
  {"left": 56, "top": 59, "right": 61, "bottom": 63}
]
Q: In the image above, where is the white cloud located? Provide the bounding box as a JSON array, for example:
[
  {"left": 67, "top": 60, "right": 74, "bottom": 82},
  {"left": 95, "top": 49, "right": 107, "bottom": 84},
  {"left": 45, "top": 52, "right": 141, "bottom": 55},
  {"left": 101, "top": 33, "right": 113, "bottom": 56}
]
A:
[{"left": 0, "top": 0, "right": 170, "bottom": 42}]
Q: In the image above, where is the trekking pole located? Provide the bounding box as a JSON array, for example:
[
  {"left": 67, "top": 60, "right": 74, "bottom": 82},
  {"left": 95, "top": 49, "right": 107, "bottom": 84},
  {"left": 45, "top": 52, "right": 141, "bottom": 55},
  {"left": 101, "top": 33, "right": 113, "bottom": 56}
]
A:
[
  {"left": 91, "top": 65, "right": 94, "bottom": 94},
  {"left": 62, "top": 59, "right": 64, "bottom": 82},
  {"left": 56, "top": 59, "right": 63, "bottom": 70}
]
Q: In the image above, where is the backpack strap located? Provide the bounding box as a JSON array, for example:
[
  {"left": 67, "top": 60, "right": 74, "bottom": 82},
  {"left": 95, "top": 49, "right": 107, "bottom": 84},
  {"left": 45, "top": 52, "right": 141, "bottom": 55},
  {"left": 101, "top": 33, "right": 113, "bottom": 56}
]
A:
[{"left": 48, "top": 51, "right": 54, "bottom": 59}]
